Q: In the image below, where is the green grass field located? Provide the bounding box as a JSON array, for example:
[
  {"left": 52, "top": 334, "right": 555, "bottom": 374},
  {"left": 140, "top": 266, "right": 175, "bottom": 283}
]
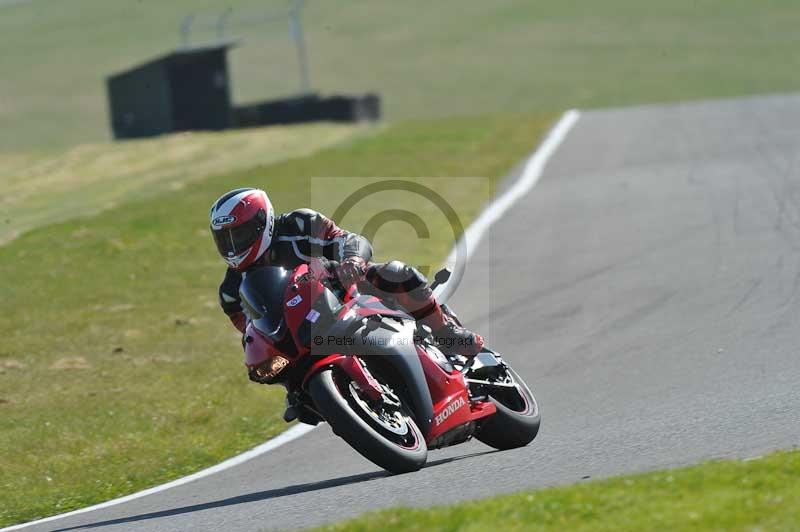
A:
[
  {"left": 4, "top": 0, "right": 800, "bottom": 528},
  {"left": 2, "top": 0, "right": 800, "bottom": 150},
  {"left": 0, "top": 123, "right": 362, "bottom": 245},
  {"left": 315, "top": 450, "right": 800, "bottom": 532},
  {"left": 0, "top": 113, "right": 555, "bottom": 527}
]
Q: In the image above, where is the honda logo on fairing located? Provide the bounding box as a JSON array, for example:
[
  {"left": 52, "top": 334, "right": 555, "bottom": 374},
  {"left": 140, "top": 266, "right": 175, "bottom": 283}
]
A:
[
  {"left": 434, "top": 396, "right": 467, "bottom": 426},
  {"left": 212, "top": 215, "right": 236, "bottom": 227}
]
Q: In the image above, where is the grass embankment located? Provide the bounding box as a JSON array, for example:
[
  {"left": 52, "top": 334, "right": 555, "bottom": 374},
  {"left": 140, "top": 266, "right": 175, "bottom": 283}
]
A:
[
  {"left": 0, "top": 123, "right": 360, "bottom": 245},
  {"left": 3, "top": 0, "right": 800, "bottom": 150},
  {"left": 317, "top": 450, "right": 800, "bottom": 532},
  {"left": 0, "top": 113, "right": 555, "bottom": 526}
]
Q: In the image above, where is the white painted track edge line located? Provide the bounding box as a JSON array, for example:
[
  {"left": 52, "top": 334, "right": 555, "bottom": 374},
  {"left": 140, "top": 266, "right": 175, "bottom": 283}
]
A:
[
  {"left": 3, "top": 108, "right": 580, "bottom": 531},
  {"left": 0, "top": 424, "right": 316, "bottom": 531},
  {"left": 436, "top": 109, "right": 581, "bottom": 301}
]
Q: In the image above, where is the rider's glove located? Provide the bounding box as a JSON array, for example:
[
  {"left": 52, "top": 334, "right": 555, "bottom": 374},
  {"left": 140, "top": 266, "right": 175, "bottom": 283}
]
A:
[
  {"left": 335, "top": 256, "right": 366, "bottom": 288},
  {"left": 308, "top": 257, "right": 333, "bottom": 282}
]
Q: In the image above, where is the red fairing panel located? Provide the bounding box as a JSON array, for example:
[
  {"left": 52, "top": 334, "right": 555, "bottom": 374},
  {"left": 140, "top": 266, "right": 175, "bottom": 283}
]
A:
[
  {"left": 282, "top": 263, "right": 323, "bottom": 357},
  {"left": 417, "top": 346, "right": 496, "bottom": 441},
  {"left": 244, "top": 264, "right": 318, "bottom": 367},
  {"left": 244, "top": 323, "right": 273, "bottom": 367},
  {"left": 338, "top": 294, "right": 408, "bottom": 320},
  {"left": 301, "top": 354, "right": 383, "bottom": 401}
]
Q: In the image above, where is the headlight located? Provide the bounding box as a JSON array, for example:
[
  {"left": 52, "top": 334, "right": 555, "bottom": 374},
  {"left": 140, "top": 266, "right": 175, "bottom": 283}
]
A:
[{"left": 249, "top": 355, "right": 290, "bottom": 383}]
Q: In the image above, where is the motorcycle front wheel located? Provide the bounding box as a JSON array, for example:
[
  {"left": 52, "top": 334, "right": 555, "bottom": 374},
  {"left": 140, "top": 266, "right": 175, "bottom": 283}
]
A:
[{"left": 308, "top": 367, "right": 428, "bottom": 474}]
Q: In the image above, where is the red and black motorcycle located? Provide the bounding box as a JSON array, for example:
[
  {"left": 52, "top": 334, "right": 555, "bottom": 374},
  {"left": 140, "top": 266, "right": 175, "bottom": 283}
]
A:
[{"left": 240, "top": 261, "right": 540, "bottom": 473}]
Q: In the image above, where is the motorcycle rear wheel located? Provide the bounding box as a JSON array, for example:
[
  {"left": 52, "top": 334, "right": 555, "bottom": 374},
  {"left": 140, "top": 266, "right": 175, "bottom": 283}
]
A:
[
  {"left": 475, "top": 365, "right": 541, "bottom": 450},
  {"left": 308, "top": 368, "right": 428, "bottom": 473}
]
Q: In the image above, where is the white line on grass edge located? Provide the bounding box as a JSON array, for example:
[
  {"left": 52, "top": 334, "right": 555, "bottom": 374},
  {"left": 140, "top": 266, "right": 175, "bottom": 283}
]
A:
[
  {"left": 2, "top": 109, "right": 580, "bottom": 532},
  {"left": 436, "top": 108, "right": 581, "bottom": 302}
]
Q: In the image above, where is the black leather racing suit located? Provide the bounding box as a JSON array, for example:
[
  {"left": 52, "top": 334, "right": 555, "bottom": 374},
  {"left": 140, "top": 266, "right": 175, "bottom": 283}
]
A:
[{"left": 218, "top": 208, "right": 438, "bottom": 332}]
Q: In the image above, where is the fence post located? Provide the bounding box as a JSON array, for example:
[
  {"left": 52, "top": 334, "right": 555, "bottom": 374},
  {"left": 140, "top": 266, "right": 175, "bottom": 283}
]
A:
[{"left": 289, "top": 0, "right": 312, "bottom": 94}]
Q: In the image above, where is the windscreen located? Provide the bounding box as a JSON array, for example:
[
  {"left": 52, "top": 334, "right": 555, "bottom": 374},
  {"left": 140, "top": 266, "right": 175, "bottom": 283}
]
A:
[{"left": 239, "top": 266, "right": 290, "bottom": 340}]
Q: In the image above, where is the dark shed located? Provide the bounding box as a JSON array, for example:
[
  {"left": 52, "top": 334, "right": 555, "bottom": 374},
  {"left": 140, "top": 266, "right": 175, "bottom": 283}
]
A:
[{"left": 106, "top": 42, "right": 236, "bottom": 139}]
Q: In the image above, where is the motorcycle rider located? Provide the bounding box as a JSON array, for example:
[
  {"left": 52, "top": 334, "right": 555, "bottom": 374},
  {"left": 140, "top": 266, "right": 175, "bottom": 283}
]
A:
[{"left": 210, "top": 187, "right": 483, "bottom": 420}]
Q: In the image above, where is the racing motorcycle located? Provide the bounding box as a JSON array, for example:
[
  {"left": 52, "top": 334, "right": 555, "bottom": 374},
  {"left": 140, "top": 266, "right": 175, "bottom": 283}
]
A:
[{"left": 240, "top": 261, "right": 540, "bottom": 473}]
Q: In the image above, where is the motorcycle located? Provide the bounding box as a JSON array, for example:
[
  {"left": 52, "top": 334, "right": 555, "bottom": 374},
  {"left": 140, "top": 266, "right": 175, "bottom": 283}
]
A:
[{"left": 239, "top": 260, "right": 540, "bottom": 473}]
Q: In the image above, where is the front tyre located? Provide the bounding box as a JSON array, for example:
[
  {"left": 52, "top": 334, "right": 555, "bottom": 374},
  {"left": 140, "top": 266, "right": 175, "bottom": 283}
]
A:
[
  {"left": 475, "top": 365, "right": 541, "bottom": 450},
  {"left": 308, "top": 368, "right": 428, "bottom": 473}
]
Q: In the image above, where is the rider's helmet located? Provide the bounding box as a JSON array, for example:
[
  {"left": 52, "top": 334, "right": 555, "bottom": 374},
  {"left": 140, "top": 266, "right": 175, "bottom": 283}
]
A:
[{"left": 210, "top": 188, "right": 275, "bottom": 271}]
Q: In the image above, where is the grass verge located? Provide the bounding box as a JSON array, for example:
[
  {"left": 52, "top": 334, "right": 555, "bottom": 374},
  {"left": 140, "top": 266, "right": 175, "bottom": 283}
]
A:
[
  {"left": 316, "top": 450, "right": 800, "bottom": 532},
  {"left": 0, "top": 112, "right": 555, "bottom": 526},
  {"left": 0, "top": 123, "right": 361, "bottom": 245},
  {"left": 3, "top": 0, "right": 800, "bottom": 149}
]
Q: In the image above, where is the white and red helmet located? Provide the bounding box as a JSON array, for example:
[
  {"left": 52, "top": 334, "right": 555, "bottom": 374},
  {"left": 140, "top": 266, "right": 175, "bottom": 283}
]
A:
[{"left": 210, "top": 188, "right": 275, "bottom": 271}]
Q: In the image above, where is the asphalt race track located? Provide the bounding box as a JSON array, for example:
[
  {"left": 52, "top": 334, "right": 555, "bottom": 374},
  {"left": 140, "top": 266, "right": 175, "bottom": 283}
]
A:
[{"left": 16, "top": 94, "right": 800, "bottom": 531}]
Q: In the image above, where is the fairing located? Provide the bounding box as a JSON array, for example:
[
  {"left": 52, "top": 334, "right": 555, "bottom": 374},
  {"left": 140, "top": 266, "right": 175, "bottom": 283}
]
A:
[{"left": 240, "top": 262, "right": 497, "bottom": 446}]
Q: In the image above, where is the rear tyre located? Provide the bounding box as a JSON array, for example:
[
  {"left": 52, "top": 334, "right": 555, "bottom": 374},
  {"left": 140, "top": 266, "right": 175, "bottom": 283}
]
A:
[
  {"left": 475, "top": 366, "right": 541, "bottom": 450},
  {"left": 308, "top": 368, "right": 428, "bottom": 473}
]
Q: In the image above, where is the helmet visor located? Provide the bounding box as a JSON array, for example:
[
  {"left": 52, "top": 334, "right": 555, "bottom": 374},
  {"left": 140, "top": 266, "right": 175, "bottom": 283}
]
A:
[{"left": 212, "top": 210, "right": 266, "bottom": 257}]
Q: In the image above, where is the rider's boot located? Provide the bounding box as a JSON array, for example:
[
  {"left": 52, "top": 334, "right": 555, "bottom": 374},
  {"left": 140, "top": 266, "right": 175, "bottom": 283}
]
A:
[
  {"left": 418, "top": 301, "right": 484, "bottom": 358},
  {"left": 365, "top": 261, "right": 484, "bottom": 357}
]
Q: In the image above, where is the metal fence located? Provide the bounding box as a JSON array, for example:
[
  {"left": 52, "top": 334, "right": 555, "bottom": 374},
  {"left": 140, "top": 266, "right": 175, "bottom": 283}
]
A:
[{"left": 178, "top": 0, "right": 312, "bottom": 99}]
